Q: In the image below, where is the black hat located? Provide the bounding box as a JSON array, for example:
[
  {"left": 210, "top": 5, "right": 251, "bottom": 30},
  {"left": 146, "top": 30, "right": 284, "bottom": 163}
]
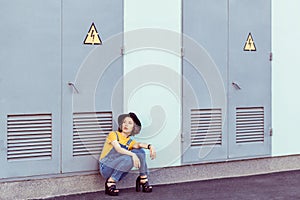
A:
[{"left": 118, "top": 112, "right": 141, "bottom": 135}]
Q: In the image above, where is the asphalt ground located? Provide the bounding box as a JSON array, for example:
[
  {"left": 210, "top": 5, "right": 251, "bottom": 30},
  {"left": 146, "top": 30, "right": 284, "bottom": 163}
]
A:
[{"left": 42, "top": 170, "right": 300, "bottom": 200}]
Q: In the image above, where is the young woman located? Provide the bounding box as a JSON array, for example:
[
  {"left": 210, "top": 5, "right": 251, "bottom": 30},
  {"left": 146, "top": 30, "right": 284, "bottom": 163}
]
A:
[{"left": 99, "top": 112, "right": 156, "bottom": 196}]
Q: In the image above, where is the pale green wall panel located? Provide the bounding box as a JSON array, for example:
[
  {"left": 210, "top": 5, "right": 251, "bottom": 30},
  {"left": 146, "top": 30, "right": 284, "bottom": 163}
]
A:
[{"left": 272, "top": 0, "right": 300, "bottom": 156}]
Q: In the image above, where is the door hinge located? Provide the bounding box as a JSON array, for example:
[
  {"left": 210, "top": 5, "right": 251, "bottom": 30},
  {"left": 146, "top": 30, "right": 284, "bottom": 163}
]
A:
[
  {"left": 121, "top": 46, "right": 125, "bottom": 55},
  {"left": 269, "top": 128, "right": 273, "bottom": 136},
  {"left": 269, "top": 52, "right": 273, "bottom": 61},
  {"left": 181, "top": 47, "right": 184, "bottom": 57},
  {"left": 181, "top": 133, "right": 185, "bottom": 142}
]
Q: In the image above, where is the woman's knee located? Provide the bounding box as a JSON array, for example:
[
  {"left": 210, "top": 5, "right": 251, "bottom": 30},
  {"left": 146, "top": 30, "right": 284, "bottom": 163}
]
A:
[{"left": 120, "top": 155, "right": 134, "bottom": 169}]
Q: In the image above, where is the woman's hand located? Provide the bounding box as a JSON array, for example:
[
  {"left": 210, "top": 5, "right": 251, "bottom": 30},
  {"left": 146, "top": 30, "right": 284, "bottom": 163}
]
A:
[
  {"left": 149, "top": 145, "right": 156, "bottom": 160},
  {"left": 131, "top": 153, "right": 141, "bottom": 168},
  {"left": 133, "top": 142, "right": 157, "bottom": 160}
]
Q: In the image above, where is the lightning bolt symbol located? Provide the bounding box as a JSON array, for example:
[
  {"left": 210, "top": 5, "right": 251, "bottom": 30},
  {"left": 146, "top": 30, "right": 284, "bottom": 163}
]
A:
[
  {"left": 91, "top": 30, "right": 95, "bottom": 42},
  {"left": 248, "top": 38, "right": 252, "bottom": 47}
]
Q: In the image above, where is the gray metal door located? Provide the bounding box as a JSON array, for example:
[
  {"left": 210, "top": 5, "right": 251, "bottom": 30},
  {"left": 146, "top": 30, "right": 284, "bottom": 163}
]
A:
[
  {"left": 228, "top": 0, "right": 272, "bottom": 158},
  {"left": 182, "top": 0, "right": 228, "bottom": 164},
  {"left": 0, "top": 0, "right": 61, "bottom": 178},
  {"left": 62, "top": 0, "right": 123, "bottom": 173}
]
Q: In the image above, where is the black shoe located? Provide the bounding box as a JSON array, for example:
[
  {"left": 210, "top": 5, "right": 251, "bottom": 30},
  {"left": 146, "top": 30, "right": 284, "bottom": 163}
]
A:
[
  {"left": 136, "top": 176, "right": 153, "bottom": 193},
  {"left": 105, "top": 178, "right": 119, "bottom": 196}
]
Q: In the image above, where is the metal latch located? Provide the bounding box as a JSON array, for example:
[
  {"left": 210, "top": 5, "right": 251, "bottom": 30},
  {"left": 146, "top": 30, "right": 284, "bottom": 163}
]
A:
[
  {"left": 232, "top": 82, "right": 242, "bottom": 90},
  {"left": 68, "top": 82, "right": 79, "bottom": 93}
]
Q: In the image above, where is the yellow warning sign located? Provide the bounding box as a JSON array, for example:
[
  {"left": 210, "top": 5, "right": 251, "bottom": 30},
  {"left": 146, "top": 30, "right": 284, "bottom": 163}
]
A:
[
  {"left": 83, "top": 23, "right": 102, "bottom": 45},
  {"left": 243, "top": 33, "right": 256, "bottom": 51}
]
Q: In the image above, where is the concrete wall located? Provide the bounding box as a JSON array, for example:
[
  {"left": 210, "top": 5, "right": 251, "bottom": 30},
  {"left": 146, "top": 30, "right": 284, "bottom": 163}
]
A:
[{"left": 272, "top": 0, "right": 300, "bottom": 156}]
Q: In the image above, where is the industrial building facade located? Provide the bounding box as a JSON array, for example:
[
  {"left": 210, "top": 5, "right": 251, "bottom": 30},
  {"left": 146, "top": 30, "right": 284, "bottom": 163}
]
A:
[{"left": 0, "top": 0, "right": 274, "bottom": 180}]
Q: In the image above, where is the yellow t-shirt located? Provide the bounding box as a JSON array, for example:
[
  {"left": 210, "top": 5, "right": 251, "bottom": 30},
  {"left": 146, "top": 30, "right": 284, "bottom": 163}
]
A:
[{"left": 99, "top": 131, "right": 136, "bottom": 160}]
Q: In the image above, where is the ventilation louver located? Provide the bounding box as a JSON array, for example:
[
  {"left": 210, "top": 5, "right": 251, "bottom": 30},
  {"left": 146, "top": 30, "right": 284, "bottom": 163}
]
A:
[
  {"left": 236, "top": 107, "right": 264, "bottom": 144},
  {"left": 73, "top": 111, "right": 112, "bottom": 157},
  {"left": 7, "top": 113, "right": 52, "bottom": 161},
  {"left": 190, "top": 108, "right": 222, "bottom": 147}
]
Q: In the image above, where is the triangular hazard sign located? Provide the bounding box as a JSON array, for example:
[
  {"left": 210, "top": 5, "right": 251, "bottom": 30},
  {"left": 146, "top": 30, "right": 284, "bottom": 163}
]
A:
[
  {"left": 83, "top": 23, "right": 102, "bottom": 45},
  {"left": 243, "top": 33, "right": 256, "bottom": 51}
]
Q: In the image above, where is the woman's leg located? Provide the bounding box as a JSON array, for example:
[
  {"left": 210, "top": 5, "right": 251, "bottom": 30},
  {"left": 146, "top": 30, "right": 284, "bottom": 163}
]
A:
[
  {"left": 131, "top": 148, "right": 148, "bottom": 176},
  {"left": 99, "top": 162, "right": 113, "bottom": 179},
  {"left": 100, "top": 154, "right": 134, "bottom": 181},
  {"left": 132, "top": 148, "right": 152, "bottom": 192}
]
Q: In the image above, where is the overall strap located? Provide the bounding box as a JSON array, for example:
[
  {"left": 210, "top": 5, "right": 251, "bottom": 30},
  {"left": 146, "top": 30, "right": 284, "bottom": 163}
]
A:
[
  {"left": 126, "top": 138, "right": 132, "bottom": 146},
  {"left": 115, "top": 131, "right": 132, "bottom": 150}
]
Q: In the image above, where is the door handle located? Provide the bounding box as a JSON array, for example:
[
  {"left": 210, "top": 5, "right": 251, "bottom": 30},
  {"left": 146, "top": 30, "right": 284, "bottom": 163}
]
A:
[
  {"left": 232, "top": 82, "right": 242, "bottom": 90},
  {"left": 68, "top": 82, "right": 79, "bottom": 93}
]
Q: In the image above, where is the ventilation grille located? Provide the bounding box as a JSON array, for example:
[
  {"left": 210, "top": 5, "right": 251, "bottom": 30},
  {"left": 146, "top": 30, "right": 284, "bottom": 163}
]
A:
[
  {"left": 73, "top": 111, "right": 113, "bottom": 157},
  {"left": 190, "top": 108, "right": 222, "bottom": 147},
  {"left": 236, "top": 107, "right": 264, "bottom": 144},
  {"left": 7, "top": 113, "right": 52, "bottom": 161}
]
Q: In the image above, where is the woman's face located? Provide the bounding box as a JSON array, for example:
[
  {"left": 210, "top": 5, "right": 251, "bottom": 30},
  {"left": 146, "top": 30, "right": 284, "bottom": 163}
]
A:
[{"left": 122, "top": 117, "right": 134, "bottom": 134}]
